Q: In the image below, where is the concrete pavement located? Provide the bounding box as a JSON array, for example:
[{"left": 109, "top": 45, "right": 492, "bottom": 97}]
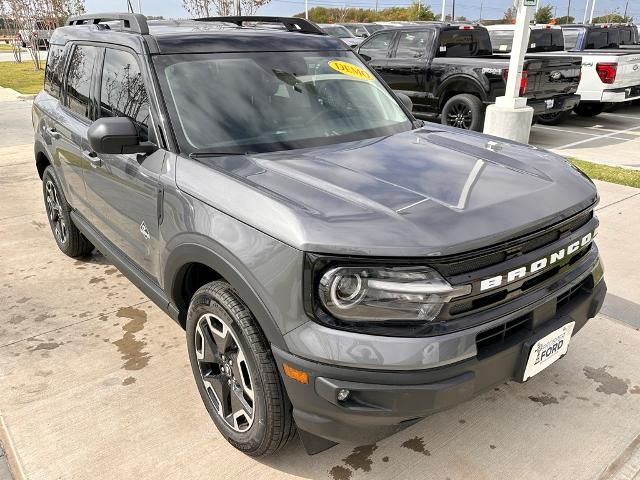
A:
[{"left": 0, "top": 95, "right": 639, "bottom": 480}]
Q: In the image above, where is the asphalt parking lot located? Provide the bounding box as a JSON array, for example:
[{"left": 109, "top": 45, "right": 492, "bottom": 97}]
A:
[
  {"left": 0, "top": 86, "right": 639, "bottom": 480},
  {"left": 530, "top": 103, "right": 640, "bottom": 169}
]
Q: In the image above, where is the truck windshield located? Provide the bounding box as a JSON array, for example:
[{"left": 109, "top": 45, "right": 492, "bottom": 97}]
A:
[
  {"left": 322, "top": 25, "right": 354, "bottom": 38},
  {"left": 155, "top": 51, "right": 412, "bottom": 154},
  {"left": 437, "top": 28, "right": 492, "bottom": 57},
  {"left": 489, "top": 29, "right": 564, "bottom": 53}
]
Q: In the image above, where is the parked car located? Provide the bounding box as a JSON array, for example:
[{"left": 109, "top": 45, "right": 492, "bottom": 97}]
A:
[
  {"left": 357, "top": 23, "right": 581, "bottom": 130},
  {"left": 318, "top": 23, "right": 363, "bottom": 48},
  {"left": 561, "top": 24, "right": 640, "bottom": 51},
  {"left": 34, "top": 13, "right": 606, "bottom": 458},
  {"left": 546, "top": 25, "right": 640, "bottom": 116},
  {"left": 340, "top": 22, "right": 385, "bottom": 38},
  {"left": 486, "top": 24, "right": 582, "bottom": 125}
]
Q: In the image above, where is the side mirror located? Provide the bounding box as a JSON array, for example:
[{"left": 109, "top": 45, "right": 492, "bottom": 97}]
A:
[
  {"left": 87, "top": 117, "right": 156, "bottom": 155},
  {"left": 396, "top": 92, "right": 413, "bottom": 112}
]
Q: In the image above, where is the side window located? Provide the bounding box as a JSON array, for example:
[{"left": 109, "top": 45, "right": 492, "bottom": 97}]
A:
[
  {"left": 65, "top": 45, "right": 99, "bottom": 118},
  {"left": 44, "top": 44, "right": 65, "bottom": 98},
  {"left": 394, "top": 30, "right": 434, "bottom": 58},
  {"left": 99, "top": 48, "right": 151, "bottom": 140},
  {"left": 359, "top": 32, "right": 394, "bottom": 60}
]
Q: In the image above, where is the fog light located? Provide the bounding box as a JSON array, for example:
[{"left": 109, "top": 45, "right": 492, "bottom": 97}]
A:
[{"left": 337, "top": 389, "right": 350, "bottom": 401}]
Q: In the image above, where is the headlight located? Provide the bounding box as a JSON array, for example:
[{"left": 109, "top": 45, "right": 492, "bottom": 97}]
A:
[{"left": 318, "top": 266, "right": 471, "bottom": 322}]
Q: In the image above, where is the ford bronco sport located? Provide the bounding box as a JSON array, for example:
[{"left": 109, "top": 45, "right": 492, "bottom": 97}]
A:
[{"left": 33, "top": 13, "right": 606, "bottom": 457}]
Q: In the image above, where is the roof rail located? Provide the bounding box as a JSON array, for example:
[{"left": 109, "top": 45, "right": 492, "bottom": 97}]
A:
[
  {"left": 66, "top": 13, "right": 149, "bottom": 35},
  {"left": 193, "top": 16, "right": 324, "bottom": 34}
]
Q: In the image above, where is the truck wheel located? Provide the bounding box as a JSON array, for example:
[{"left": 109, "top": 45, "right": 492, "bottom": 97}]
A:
[
  {"left": 537, "top": 110, "right": 572, "bottom": 126},
  {"left": 186, "top": 281, "right": 295, "bottom": 457},
  {"left": 42, "top": 166, "right": 94, "bottom": 258},
  {"left": 441, "top": 94, "right": 484, "bottom": 131},
  {"left": 574, "top": 103, "right": 604, "bottom": 117}
]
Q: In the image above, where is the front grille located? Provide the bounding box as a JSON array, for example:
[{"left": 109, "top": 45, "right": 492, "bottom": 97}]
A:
[{"left": 432, "top": 209, "right": 593, "bottom": 277}]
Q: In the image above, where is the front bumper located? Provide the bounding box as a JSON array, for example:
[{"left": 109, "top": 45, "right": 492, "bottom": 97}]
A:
[
  {"left": 529, "top": 93, "right": 581, "bottom": 115},
  {"left": 273, "top": 260, "right": 606, "bottom": 447}
]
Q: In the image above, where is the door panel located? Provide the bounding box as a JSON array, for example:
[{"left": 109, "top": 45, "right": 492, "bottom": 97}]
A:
[
  {"left": 83, "top": 47, "right": 162, "bottom": 279},
  {"left": 358, "top": 31, "right": 396, "bottom": 75},
  {"left": 56, "top": 44, "right": 100, "bottom": 210}
]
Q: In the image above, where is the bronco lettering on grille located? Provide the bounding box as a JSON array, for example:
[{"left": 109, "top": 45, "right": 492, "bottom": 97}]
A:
[{"left": 479, "top": 231, "right": 595, "bottom": 292}]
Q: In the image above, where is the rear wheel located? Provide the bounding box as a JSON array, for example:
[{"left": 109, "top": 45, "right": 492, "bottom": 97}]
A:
[
  {"left": 441, "top": 94, "right": 484, "bottom": 131},
  {"left": 186, "top": 281, "right": 295, "bottom": 457},
  {"left": 42, "top": 166, "right": 94, "bottom": 258},
  {"left": 574, "top": 103, "right": 604, "bottom": 117},
  {"left": 536, "top": 110, "right": 572, "bottom": 126}
]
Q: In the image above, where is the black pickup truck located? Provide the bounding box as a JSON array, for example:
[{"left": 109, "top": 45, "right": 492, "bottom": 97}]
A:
[{"left": 357, "top": 23, "right": 582, "bottom": 131}]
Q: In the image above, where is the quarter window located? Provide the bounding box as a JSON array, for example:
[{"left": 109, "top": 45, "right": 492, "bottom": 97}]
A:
[
  {"left": 99, "top": 48, "right": 150, "bottom": 138},
  {"left": 394, "top": 30, "right": 434, "bottom": 58},
  {"left": 65, "top": 45, "right": 99, "bottom": 118}
]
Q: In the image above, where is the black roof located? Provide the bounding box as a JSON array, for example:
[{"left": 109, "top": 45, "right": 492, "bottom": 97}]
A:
[{"left": 51, "top": 14, "right": 347, "bottom": 54}]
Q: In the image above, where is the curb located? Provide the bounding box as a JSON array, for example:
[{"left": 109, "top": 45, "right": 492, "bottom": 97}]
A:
[{"left": 0, "top": 414, "right": 25, "bottom": 480}]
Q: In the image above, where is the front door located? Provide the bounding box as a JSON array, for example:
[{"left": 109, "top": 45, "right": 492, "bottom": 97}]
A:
[{"left": 83, "top": 47, "right": 163, "bottom": 279}]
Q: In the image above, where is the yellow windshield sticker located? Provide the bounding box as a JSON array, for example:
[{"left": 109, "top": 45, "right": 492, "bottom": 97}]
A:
[{"left": 328, "top": 60, "right": 374, "bottom": 81}]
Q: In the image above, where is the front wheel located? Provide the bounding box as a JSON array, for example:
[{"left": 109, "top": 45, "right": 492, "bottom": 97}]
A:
[
  {"left": 574, "top": 103, "right": 605, "bottom": 117},
  {"left": 186, "top": 281, "right": 295, "bottom": 457},
  {"left": 441, "top": 94, "right": 485, "bottom": 131},
  {"left": 536, "top": 110, "right": 572, "bottom": 126}
]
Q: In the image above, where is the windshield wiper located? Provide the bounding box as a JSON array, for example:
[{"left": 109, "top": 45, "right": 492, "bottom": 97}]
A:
[{"left": 189, "top": 151, "right": 252, "bottom": 158}]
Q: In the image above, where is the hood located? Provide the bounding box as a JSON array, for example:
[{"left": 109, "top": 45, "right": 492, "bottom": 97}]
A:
[{"left": 176, "top": 125, "right": 598, "bottom": 257}]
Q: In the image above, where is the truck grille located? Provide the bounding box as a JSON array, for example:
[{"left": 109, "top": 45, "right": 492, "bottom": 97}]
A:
[
  {"left": 436, "top": 208, "right": 595, "bottom": 320},
  {"left": 431, "top": 209, "right": 593, "bottom": 277}
]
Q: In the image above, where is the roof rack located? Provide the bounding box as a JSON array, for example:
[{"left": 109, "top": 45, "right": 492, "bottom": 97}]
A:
[
  {"left": 193, "top": 16, "right": 324, "bottom": 34},
  {"left": 66, "top": 13, "right": 149, "bottom": 35}
]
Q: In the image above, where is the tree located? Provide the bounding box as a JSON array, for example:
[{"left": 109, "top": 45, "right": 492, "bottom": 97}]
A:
[
  {"left": 554, "top": 15, "right": 575, "bottom": 24},
  {"left": 503, "top": 6, "right": 516, "bottom": 23},
  {"left": 534, "top": 4, "right": 553, "bottom": 24},
  {"left": 297, "top": 4, "right": 435, "bottom": 23},
  {"left": 455, "top": 16, "right": 467, "bottom": 21},
  {"left": 182, "top": 0, "right": 269, "bottom": 17},
  {"left": 592, "top": 13, "right": 631, "bottom": 24},
  {"left": 406, "top": 2, "right": 435, "bottom": 21}
]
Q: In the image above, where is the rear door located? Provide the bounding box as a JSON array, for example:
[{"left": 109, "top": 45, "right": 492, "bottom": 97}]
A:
[
  {"left": 384, "top": 29, "right": 436, "bottom": 114},
  {"left": 56, "top": 43, "right": 101, "bottom": 210},
  {"left": 82, "top": 47, "right": 164, "bottom": 278}
]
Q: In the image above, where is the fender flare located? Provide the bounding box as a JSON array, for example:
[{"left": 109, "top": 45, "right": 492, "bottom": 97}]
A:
[
  {"left": 437, "top": 74, "right": 488, "bottom": 107},
  {"left": 163, "top": 237, "right": 288, "bottom": 351}
]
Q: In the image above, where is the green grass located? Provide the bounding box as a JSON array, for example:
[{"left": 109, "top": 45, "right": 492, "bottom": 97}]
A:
[
  {"left": 0, "top": 43, "right": 16, "bottom": 51},
  {"left": 0, "top": 60, "right": 44, "bottom": 94},
  {"left": 570, "top": 158, "right": 640, "bottom": 189}
]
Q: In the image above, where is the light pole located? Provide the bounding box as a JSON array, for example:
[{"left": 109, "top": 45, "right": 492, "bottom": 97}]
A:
[
  {"left": 305, "top": 0, "right": 308, "bottom": 19},
  {"left": 441, "top": 0, "right": 446, "bottom": 21}
]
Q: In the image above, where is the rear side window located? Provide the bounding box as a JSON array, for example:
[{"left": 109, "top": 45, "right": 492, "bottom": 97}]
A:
[
  {"left": 394, "top": 30, "right": 435, "bottom": 58},
  {"left": 99, "top": 48, "right": 150, "bottom": 138},
  {"left": 44, "top": 44, "right": 65, "bottom": 98},
  {"left": 618, "top": 27, "right": 634, "bottom": 45},
  {"left": 437, "top": 28, "right": 493, "bottom": 57},
  {"left": 359, "top": 31, "right": 394, "bottom": 60},
  {"left": 489, "top": 30, "right": 514, "bottom": 53},
  {"left": 529, "top": 29, "right": 564, "bottom": 52},
  {"left": 65, "top": 45, "right": 99, "bottom": 118}
]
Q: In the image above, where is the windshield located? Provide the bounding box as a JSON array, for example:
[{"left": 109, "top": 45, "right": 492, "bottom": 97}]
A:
[
  {"left": 367, "top": 25, "right": 384, "bottom": 33},
  {"left": 156, "top": 51, "right": 412, "bottom": 154},
  {"left": 322, "top": 25, "right": 354, "bottom": 38}
]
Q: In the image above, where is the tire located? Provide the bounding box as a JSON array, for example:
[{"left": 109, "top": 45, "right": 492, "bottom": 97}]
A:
[
  {"left": 441, "top": 94, "right": 484, "bottom": 131},
  {"left": 186, "top": 281, "right": 295, "bottom": 457},
  {"left": 42, "top": 166, "right": 94, "bottom": 258},
  {"left": 574, "top": 103, "right": 604, "bottom": 117},
  {"left": 536, "top": 110, "right": 572, "bottom": 126}
]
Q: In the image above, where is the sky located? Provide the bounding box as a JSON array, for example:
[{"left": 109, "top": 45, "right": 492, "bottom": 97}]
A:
[{"left": 85, "top": 0, "right": 639, "bottom": 21}]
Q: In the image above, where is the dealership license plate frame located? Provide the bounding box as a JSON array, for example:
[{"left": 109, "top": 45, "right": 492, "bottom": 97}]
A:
[{"left": 521, "top": 321, "right": 575, "bottom": 382}]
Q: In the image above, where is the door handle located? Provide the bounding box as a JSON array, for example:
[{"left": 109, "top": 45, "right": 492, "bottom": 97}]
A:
[
  {"left": 372, "top": 65, "right": 383, "bottom": 70},
  {"left": 82, "top": 150, "right": 102, "bottom": 168},
  {"left": 45, "top": 127, "right": 61, "bottom": 139}
]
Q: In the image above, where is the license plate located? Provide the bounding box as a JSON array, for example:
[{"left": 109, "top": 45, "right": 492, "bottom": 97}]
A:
[
  {"left": 522, "top": 322, "right": 575, "bottom": 381},
  {"left": 545, "top": 99, "right": 554, "bottom": 109}
]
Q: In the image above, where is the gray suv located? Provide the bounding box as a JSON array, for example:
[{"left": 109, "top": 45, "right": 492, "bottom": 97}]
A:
[{"left": 33, "top": 13, "right": 606, "bottom": 457}]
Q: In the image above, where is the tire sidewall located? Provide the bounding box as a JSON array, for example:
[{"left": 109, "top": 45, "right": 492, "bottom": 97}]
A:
[
  {"left": 42, "top": 167, "right": 72, "bottom": 253},
  {"left": 186, "top": 287, "right": 270, "bottom": 453},
  {"left": 441, "top": 94, "right": 484, "bottom": 131}
]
